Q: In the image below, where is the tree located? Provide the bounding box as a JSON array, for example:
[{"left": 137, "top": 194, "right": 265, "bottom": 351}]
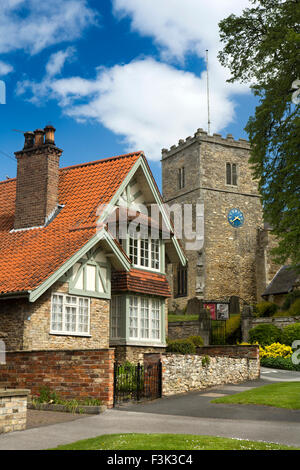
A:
[{"left": 218, "top": 0, "right": 300, "bottom": 268}]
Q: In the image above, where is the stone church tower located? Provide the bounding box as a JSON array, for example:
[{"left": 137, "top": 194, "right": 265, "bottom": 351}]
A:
[{"left": 161, "top": 128, "right": 277, "bottom": 311}]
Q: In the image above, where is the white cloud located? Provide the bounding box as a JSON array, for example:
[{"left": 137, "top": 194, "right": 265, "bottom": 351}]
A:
[
  {"left": 0, "top": 61, "right": 13, "bottom": 76},
  {"left": 17, "top": 58, "right": 241, "bottom": 160},
  {"left": 46, "top": 47, "right": 76, "bottom": 77},
  {"left": 0, "top": 0, "right": 98, "bottom": 55}
]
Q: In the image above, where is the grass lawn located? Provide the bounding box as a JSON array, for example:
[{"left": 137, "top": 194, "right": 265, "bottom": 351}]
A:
[
  {"left": 50, "top": 433, "right": 299, "bottom": 450},
  {"left": 212, "top": 382, "right": 300, "bottom": 409},
  {"left": 168, "top": 314, "right": 199, "bottom": 322}
]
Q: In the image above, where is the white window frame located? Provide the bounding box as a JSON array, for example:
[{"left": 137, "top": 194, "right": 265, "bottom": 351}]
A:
[
  {"left": 128, "top": 234, "right": 161, "bottom": 272},
  {"left": 129, "top": 296, "right": 161, "bottom": 342},
  {"left": 50, "top": 293, "right": 90, "bottom": 336}
]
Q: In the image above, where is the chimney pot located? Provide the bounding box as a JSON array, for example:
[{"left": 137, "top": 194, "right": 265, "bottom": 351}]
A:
[
  {"left": 34, "top": 129, "right": 45, "bottom": 147},
  {"left": 23, "top": 131, "right": 35, "bottom": 149},
  {"left": 44, "top": 125, "right": 56, "bottom": 145}
]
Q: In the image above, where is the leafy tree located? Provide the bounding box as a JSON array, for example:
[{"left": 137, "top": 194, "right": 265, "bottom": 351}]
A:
[{"left": 218, "top": 0, "right": 300, "bottom": 268}]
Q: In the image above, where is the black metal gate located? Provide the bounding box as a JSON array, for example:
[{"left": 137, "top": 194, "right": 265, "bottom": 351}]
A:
[
  {"left": 113, "top": 361, "right": 162, "bottom": 406},
  {"left": 211, "top": 320, "right": 226, "bottom": 344}
]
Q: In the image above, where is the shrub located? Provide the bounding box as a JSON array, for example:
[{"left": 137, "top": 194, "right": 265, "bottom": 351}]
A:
[
  {"left": 259, "top": 343, "right": 293, "bottom": 359},
  {"left": 287, "top": 298, "right": 300, "bottom": 317},
  {"left": 248, "top": 324, "right": 282, "bottom": 346},
  {"left": 260, "top": 356, "right": 300, "bottom": 372},
  {"left": 225, "top": 315, "right": 241, "bottom": 344},
  {"left": 188, "top": 335, "right": 204, "bottom": 347},
  {"left": 282, "top": 290, "right": 300, "bottom": 311},
  {"left": 281, "top": 323, "right": 300, "bottom": 346},
  {"left": 254, "top": 301, "right": 278, "bottom": 318},
  {"left": 166, "top": 339, "right": 196, "bottom": 354}
]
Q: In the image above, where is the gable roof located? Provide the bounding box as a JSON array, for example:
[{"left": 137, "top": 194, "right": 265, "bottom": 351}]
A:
[
  {"left": 262, "top": 265, "right": 300, "bottom": 297},
  {"left": 0, "top": 152, "right": 142, "bottom": 298}
]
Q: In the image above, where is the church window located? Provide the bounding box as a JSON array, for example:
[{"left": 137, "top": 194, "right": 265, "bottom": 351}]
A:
[
  {"left": 176, "top": 265, "right": 188, "bottom": 297},
  {"left": 178, "top": 167, "right": 185, "bottom": 189},
  {"left": 226, "top": 163, "right": 238, "bottom": 186}
]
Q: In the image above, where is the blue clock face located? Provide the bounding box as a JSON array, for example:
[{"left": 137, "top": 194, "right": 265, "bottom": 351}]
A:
[{"left": 228, "top": 208, "right": 244, "bottom": 228}]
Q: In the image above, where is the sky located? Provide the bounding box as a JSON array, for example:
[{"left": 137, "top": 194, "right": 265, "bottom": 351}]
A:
[{"left": 0, "top": 0, "right": 258, "bottom": 189}]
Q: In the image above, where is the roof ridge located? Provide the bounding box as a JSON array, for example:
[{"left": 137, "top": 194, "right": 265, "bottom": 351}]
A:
[
  {"left": 60, "top": 151, "right": 144, "bottom": 172},
  {"left": 0, "top": 177, "right": 17, "bottom": 185}
]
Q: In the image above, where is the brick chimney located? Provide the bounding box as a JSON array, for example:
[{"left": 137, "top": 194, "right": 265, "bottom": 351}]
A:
[{"left": 14, "top": 125, "right": 62, "bottom": 230}]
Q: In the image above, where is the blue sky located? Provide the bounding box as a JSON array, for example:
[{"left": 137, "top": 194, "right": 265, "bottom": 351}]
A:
[{"left": 0, "top": 0, "right": 257, "bottom": 190}]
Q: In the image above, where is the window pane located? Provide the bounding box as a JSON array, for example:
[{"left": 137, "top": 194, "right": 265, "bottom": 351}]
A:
[
  {"left": 129, "top": 235, "right": 138, "bottom": 265},
  {"left": 129, "top": 296, "right": 138, "bottom": 338},
  {"left": 151, "top": 239, "right": 160, "bottom": 270},
  {"left": 51, "top": 294, "right": 89, "bottom": 334},
  {"left": 226, "top": 163, "right": 231, "bottom": 185},
  {"left": 151, "top": 300, "right": 160, "bottom": 339},
  {"left": 232, "top": 164, "right": 237, "bottom": 185},
  {"left": 140, "top": 239, "right": 149, "bottom": 267},
  {"left": 140, "top": 298, "right": 149, "bottom": 338}
]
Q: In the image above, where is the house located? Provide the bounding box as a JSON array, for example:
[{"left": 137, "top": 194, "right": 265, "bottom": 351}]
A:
[
  {"left": 0, "top": 126, "right": 186, "bottom": 363},
  {"left": 262, "top": 265, "right": 300, "bottom": 306}
]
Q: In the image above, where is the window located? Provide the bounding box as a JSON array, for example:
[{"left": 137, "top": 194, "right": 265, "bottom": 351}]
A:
[
  {"left": 176, "top": 266, "right": 187, "bottom": 297},
  {"left": 226, "top": 163, "right": 238, "bottom": 186},
  {"left": 178, "top": 167, "right": 185, "bottom": 189},
  {"left": 51, "top": 293, "right": 90, "bottom": 335},
  {"left": 129, "top": 296, "right": 161, "bottom": 341},
  {"left": 128, "top": 234, "right": 160, "bottom": 271},
  {"left": 111, "top": 296, "right": 122, "bottom": 339}
]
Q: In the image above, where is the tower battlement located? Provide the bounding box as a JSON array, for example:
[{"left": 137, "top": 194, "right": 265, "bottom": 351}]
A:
[{"left": 161, "top": 129, "right": 250, "bottom": 159}]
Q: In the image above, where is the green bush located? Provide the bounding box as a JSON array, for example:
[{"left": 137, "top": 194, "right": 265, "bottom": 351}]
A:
[
  {"left": 166, "top": 339, "right": 196, "bottom": 354},
  {"left": 225, "top": 315, "right": 241, "bottom": 344},
  {"left": 254, "top": 301, "right": 278, "bottom": 318},
  {"left": 188, "top": 335, "right": 204, "bottom": 347},
  {"left": 282, "top": 290, "right": 300, "bottom": 311},
  {"left": 288, "top": 298, "right": 300, "bottom": 317},
  {"left": 281, "top": 323, "right": 300, "bottom": 346},
  {"left": 260, "top": 356, "right": 300, "bottom": 372},
  {"left": 248, "top": 324, "right": 282, "bottom": 346}
]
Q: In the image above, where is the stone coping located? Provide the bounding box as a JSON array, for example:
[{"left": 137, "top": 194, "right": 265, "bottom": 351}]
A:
[
  {"left": 0, "top": 388, "right": 30, "bottom": 398},
  {"left": 28, "top": 402, "right": 107, "bottom": 414}
]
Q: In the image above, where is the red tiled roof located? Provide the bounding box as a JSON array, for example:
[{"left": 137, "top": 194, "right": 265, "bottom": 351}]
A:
[
  {"left": 0, "top": 152, "right": 142, "bottom": 296},
  {"left": 111, "top": 269, "right": 171, "bottom": 297}
]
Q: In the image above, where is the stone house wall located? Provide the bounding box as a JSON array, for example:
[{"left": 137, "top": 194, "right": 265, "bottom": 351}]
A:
[
  {"left": 0, "top": 280, "right": 110, "bottom": 351},
  {"left": 241, "top": 315, "right": 300, "bottom": 342}
]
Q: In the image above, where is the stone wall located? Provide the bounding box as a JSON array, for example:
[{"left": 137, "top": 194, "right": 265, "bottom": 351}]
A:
[
  {"left": 0, "top": 280, "right": 110, "bottom": 351},
  {"left": 0, "top": 389, "right": 29, "bottom": 433},
  {"left": 241, "top": 315, "right": 300, "bottom": 342},
  {"left": 161, "top": 345, "right": 259, "bottom": 396},
  {"left": 114, "top": 345, "right": 166, "bottom": 364},
  {"left": 0, "top": 349, "right": 115, "bottom": 407},
  {"left": 167, "top": 320, "right": 209, "bottom": 345}
]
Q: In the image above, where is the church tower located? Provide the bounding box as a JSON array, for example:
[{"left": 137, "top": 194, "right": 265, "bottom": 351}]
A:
[{"left": 161, "top": 128, "right": 265, "bottom": 310}]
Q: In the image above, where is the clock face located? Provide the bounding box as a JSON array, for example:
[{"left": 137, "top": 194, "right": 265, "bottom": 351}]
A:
[{"left": 228, "top": 208, "right": 244, "bottom": 228}]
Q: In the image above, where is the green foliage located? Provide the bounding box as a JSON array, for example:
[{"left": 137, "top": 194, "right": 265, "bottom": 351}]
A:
[
  {"left": 282, "top": 323, "right": 300, "bottom": 346},
  {"left": 248, "top": 324, "right": 282, "bottom": 346},
  {"left": 166, "top": 338, "right": 196, "bottom": 354},
  {"left": 282, "top": 290, "right": 300, "bottom": 311},
  {"left": 225, "top": 315, "right": 241, "bottom": 344},
  {"left": 188, "top": 335, "right": 204, "bottom": 347},
  {"left": 34, "top": 386, "right": 102, "bottom": 413},
  {"left": 201, "top": 355, "right": 210, "bottom": 367},
  {"left": 36, "top": 386, "right": 59, "bottom": 404},
  {"left": 260, "top": 356, "right": 300, "bottom": 372},
  {"left": 254, "top": 301, "right": 278, "bottom": 318},
  {"left": 218, "top": 0, "right": 300, "bottom": 268},
  {"left": 288, "top": 298, "right": 300, "bottom": 316}
]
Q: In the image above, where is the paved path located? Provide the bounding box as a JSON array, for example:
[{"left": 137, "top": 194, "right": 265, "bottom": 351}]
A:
[{"left": 0, "top": 368, "right": 300, "bottom": 450}]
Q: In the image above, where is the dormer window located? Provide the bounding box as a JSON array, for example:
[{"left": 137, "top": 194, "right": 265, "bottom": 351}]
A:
[
  {"left": 226, "top": 163, "right": 237, "bottom": 186},
  {"left": 128, "top": 233, "right": 160, "bottom": 271}
]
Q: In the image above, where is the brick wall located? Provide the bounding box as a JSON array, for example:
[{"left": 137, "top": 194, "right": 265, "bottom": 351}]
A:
[{"left": 0, "top": 349, "right": 115, "bottom": 407}]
